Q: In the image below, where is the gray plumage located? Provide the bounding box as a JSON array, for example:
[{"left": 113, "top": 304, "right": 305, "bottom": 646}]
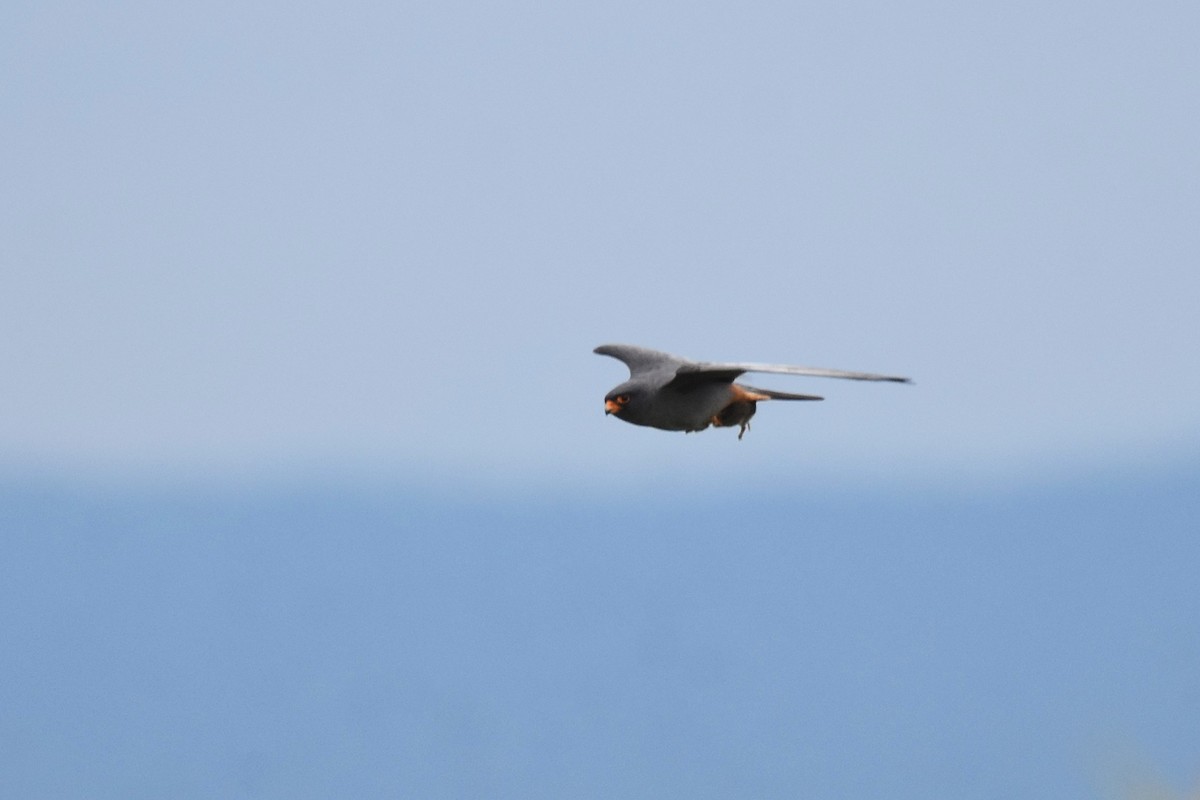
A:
[{"left": 594, "top": 343, "right": 909, "bottom": 439}]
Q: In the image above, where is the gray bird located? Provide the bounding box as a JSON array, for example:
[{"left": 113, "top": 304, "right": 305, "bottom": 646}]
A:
[{"left": 595, "top": 343, "right": 910, "bottom": 439}]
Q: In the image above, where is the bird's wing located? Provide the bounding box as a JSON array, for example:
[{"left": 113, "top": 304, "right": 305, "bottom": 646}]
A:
[
  {"left": 669, "top": 360, "right": 912, "bottom": 388},
  {"left": 593, "top": 344, "right": 689, "bottom": 377}
]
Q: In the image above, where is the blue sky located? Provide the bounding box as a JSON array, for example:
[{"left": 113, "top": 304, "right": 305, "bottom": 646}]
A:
[
  {"left": 2, "top": 3, "right": 1199, "bottom": 797},
  {"left": 3, "top": 0, "right": 1198, "bottom": 488}
]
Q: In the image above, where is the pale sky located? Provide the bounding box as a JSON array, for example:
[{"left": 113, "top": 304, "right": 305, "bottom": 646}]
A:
[
  {"left": 4, "top": 0, "right": 1198, "bottom": 487},
  {"left": 3, "top": 6, "right": 1200, "bottom": 798}
]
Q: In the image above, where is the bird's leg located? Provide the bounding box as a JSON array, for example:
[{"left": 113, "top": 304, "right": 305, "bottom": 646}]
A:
[{"left": 714, "top": 398, "right": 758, "bottom": 440}]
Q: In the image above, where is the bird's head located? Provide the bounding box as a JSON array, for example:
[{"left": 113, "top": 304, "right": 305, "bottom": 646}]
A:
[{"left": 603, "top": 384, "right": 640, "bottom": 418}]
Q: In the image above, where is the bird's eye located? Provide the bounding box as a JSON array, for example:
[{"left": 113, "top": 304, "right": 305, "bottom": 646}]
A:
[{"left": 616, "top": 394, "right": 630, "bottom": 404}]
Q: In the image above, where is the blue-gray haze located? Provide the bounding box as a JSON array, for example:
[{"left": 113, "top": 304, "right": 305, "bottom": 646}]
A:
[{"left": 3, "top": 464, "right": 1198, "bottom": 798}]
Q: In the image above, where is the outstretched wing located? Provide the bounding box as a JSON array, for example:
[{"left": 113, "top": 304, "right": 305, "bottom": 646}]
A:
[
  {"left": 593, "top": 344, "right": 689, "bottom": 377},
  {"left": 670, "top": 359, "right": 911, "bottom": 388}
]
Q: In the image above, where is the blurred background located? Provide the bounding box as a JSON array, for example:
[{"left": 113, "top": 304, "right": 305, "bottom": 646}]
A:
[{"left": 3, "top": 0, "right": 1198, "bottom": 797}]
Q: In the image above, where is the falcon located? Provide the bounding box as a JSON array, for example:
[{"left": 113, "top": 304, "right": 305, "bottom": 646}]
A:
[{"left": 595, "top": 343, "right": 910, "bottom": 439}]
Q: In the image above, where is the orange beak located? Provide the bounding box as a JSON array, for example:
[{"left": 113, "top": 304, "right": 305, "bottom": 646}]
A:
[{"left": 605, "top": 399, "right": 621, "bottom": 415}]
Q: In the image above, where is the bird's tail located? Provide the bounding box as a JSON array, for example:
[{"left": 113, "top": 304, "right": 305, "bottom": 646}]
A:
[{"left": 739, "top": 384, "right": 823, "bottom": 401}]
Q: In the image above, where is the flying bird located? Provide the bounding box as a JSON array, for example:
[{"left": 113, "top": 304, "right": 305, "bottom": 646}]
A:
[{"left": 595, "top": 343, "right": 910, "bottom": 439}]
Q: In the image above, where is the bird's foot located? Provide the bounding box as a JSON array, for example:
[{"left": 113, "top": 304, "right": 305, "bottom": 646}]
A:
[{"left": 737, "top": 421, "right": 750, "bottom": 440}]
